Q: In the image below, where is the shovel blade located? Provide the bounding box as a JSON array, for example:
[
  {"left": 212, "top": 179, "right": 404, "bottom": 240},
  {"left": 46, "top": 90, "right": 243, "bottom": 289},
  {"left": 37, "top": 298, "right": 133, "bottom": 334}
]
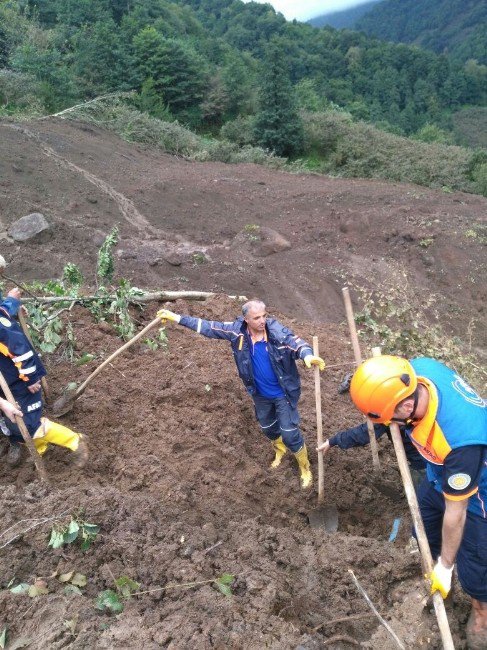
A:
[
  {"left": 308, "top": 505, "right": 339, "bottom": 533},
  {"left": 51, "top": 386, "right": 78, "bottom": 417}
]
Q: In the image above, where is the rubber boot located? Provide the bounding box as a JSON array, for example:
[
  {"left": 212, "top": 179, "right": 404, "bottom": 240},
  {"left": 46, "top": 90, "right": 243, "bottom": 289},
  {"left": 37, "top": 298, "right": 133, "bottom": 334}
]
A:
[
  {"left": 294, "top": 445, "right": 312, "bottom": 489},
  {"left": 6, "top": 442, "right": 22, "bottom": 467},
  {"left": 466, "top": 599, "right": 487, "bottom": 650},
  {"left": 34, "top": 418, "right": 88, "bottom": 467},
  {"left": 270, "top": 436, "right": 287, "bottom": 469}
]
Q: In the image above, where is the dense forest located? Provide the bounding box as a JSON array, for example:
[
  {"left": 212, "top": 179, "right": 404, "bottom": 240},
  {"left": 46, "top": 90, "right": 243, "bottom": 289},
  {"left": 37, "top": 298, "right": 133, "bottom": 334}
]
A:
[
  {"left": 0, "top": 0, "right": 486, "bottom": 195},
  {"left": 0, "top": 0, "right": 485, "bottom": 131},
  {"left": 309, "top": 0, "right": 380, "bottom": 30},
  {"left": 356, "top": 0, "right": 487, "bottom": 65}
]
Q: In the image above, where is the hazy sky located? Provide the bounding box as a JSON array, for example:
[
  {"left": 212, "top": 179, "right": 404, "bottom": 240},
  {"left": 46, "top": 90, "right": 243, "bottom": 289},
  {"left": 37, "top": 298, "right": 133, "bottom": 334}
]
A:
[{"left": 244, "top": 0, "right": 372, "bottom": 21}]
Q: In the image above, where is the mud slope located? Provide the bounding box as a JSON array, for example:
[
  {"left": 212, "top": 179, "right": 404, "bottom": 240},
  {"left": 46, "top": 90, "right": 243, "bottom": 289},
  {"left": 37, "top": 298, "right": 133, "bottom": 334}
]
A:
[
  {"left": 0, "top": 116, "right": 485, "bottom": 648},
  {"left": 0, "top": 118, "right": 486, "bottom": 350},
  {"left": 0, "top": 297, "right": 473, "bottom": 649}
]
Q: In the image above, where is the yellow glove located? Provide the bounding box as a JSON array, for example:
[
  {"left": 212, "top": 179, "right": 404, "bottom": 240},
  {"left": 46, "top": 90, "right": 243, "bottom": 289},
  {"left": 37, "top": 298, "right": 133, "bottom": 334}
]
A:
[
  {"left": 303, "top": 355, "right": 325, "bottom": 371},
  {"left": 157, "top": 308, "right": 181, "bottom": 324},
  {"left": 428, "top": 557, "right": 453, "bottom": 599}
]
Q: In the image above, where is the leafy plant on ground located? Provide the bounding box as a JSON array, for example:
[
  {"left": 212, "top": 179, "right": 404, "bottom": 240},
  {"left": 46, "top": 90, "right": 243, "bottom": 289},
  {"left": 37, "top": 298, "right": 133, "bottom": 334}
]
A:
[
  {"left": 48, "top": 516, "right": 99, "bottom": 551},
  {"left": 95, "top": 572, "right": 235, "bottom": 615},
  {"left": 87, "top": 279, "right": 144, "bottom": 339},
  {"left": 97, "top": 226, "right": 119, "bottom": 284},
  {"left": 351, "top": 280, "right": 486, "bottom": 393},
  {"left": 143, "top": 328, "right": 168, "bottom": 352},
  {"left": 10, "top": 578, "right": 49, "bottom": 598},
  {"left": 24, "top": 227, "right": 153, "bottom": 355},
  {"left": 96, "top": 576, "right": 140, "bottom": 614}
]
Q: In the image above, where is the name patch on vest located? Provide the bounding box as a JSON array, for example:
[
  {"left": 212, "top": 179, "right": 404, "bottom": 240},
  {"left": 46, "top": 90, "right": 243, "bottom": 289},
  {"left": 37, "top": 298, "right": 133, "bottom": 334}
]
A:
[
  {"left": 447, "top": 473, "right": 471, "bottom": 490},
  {"left": 0, "top": 317, "right": 11, "bottom": 327}
]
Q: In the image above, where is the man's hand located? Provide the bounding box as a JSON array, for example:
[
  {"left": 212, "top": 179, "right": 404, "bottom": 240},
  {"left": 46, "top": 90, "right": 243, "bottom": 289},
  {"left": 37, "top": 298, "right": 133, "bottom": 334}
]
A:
[
  {"left": 27, "top": 381, "right": 42, "bottom": 394},
  {"left": 316, "top": 439, "right": 331, "bottom": 455},
  {"left": 157, "top": 309, "right": 181, "bottom": 324},
  {"left": 7, "top": 287, "right": 21, "bottom": 300},
  {"left": 428, "top": 557, "right": 454, "bottom": 598},
  {"left": 304, "top": 355, "right": 325, "bottom": 371},
  {"left": 0, "top": 397, "right": 22, "bottom": 422}
]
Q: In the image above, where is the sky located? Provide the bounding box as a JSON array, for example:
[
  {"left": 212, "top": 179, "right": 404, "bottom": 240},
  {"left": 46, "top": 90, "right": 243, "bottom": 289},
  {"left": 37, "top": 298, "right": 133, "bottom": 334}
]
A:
[{"left": 243, "top": 0, "right": 373, "bottom": 21}]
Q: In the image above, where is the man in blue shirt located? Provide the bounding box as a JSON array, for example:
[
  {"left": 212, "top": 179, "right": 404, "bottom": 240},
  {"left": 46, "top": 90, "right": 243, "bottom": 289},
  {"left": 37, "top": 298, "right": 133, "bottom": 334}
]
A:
[{"left": 158, "top": 299, "right": 325, "bottom": 489}]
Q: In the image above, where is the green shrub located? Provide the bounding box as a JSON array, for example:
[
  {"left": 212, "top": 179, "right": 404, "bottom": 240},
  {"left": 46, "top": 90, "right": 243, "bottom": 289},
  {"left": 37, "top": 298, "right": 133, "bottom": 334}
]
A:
[
  {"left": 220, "top": 115, "right": 255, "bottom": 146},
  {"left": 302, "top": 110, "right": 476, "bottom": 192}
]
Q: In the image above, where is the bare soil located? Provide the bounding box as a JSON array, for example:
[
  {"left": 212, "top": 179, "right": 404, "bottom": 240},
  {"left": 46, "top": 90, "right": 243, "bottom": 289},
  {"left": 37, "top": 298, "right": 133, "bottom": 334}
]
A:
[{"left": 0, "top": 118, "right": 485, "bottom": 649}]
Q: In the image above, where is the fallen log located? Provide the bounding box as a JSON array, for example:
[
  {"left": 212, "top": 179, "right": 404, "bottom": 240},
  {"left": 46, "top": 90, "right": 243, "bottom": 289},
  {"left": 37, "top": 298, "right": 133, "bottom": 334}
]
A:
[{"left": 22, "top": 290, "right": 248, "bottom": 305}]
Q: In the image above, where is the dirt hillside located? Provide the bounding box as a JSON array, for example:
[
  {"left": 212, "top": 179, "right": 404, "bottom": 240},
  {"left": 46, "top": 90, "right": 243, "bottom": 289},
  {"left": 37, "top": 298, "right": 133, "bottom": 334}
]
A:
[{"left": 0, "top": 118, "right": 486, "bottom": 649}]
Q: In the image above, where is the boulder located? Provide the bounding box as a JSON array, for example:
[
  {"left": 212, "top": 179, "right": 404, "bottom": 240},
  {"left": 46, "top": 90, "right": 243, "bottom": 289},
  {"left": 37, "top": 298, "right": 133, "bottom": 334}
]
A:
[
  {"left": 8, "top": 213, "right": 51, "bottom": 242},
  {"left": 253, "top": 226, "right": 291, "bottom": 257}
]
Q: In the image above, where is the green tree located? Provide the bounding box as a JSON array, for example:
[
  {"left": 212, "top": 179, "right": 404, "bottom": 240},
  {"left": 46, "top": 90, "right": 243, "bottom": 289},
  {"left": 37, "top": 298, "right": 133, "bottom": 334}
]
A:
[
  {"left": 132, "top": 27, "right": 208, "bottom": 123},
  {"left": 71, "top": 19, "right": 131, "bottom": 95},
  {"left": 253, "top": 41, "right": 303, "bottom": 157}
]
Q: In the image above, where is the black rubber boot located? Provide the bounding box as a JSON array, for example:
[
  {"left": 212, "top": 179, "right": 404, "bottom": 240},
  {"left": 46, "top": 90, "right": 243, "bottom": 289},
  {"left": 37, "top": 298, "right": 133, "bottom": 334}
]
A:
[{"left": 6, "top": 443, "right": 22, "bottom": 467}]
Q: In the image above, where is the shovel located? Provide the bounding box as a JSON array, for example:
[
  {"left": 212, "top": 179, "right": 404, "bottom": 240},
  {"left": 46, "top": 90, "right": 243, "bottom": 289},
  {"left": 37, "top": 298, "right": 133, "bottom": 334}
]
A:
[
  {"left": 308, "top": 336, "right": 339, "bottom": 532},
  {"left": 52, "top": 316, "right": 162, "bottom": 417}
]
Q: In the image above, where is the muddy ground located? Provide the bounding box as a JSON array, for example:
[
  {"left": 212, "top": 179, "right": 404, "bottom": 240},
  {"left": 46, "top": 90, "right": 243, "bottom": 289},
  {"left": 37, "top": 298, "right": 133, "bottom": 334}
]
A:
[{"left": 0, "top": 117, "right": 486, "bottom": 648}]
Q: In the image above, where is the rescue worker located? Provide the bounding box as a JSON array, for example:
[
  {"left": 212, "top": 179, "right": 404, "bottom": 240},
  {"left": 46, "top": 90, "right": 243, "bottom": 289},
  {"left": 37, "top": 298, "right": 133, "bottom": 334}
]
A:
[
  {"left": 347, "top": 355, "right": 487, "bottom": 649},
  {"left": 318, "top": 421, "right": 427, "bottom": 490},
  {"left": 157, "top": 299, "right": 325, "bottom": 488},
  {"left": 0, "top": 288, "right": 88, "bottom": 467}
]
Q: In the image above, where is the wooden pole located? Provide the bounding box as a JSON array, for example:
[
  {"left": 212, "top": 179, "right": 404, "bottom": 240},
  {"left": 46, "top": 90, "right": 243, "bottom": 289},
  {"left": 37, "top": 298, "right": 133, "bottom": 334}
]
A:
[
  {"left": 17, "top": 310, "right": 49, "bottom": 403},
  {"left": 372, "top": 346, "right": 454, "bottom": 649},
  {"left": 342, "top": 287, "right": 380, "bottom": 471},
  {"left": 0, "top": 372, "right": 48, "bottom": 483},
  {"left": 389, "top": 421, "right": 455, "bottom": 649},
  {"left": 313, "top": 336, "right": 325, "bottom": 504}
]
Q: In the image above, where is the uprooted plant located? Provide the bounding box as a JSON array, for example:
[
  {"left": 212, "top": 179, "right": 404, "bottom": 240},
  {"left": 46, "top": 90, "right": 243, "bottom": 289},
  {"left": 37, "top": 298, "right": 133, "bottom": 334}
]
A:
[
  {"left": 48, "top": 514, "right": 99, "bottom": 551},
  {"left": 14, "top": 227, "right": 167, "bottom": 358},
  {"left": 96, "top": 573, "right": 235, "bottom": 615}
]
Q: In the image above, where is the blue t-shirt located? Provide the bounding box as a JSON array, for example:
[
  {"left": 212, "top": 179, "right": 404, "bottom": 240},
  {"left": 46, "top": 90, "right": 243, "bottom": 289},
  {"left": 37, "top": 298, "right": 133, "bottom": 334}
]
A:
[{"left": 250, "top": 340, "right": 285, "bottom": 399}]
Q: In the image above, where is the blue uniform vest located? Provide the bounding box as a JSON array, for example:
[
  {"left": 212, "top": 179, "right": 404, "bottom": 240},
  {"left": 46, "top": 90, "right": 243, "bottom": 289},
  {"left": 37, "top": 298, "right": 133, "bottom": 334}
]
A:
[{"left": 408, "top": 358, "right": 487, "bottom": 517}]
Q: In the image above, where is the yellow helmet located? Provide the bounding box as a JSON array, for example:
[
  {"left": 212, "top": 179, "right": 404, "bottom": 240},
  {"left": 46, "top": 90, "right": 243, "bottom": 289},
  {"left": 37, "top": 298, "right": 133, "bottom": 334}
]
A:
[{"left": 350, "top": 355, "right": 417, "bottom": 424}]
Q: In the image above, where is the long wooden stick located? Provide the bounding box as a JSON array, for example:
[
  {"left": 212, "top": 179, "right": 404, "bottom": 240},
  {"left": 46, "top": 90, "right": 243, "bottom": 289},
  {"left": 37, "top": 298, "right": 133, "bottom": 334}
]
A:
[
  {"left": 17, "top": 310, "right": 50, "bottom": 403},
  {"left": 371, "top": 346, "right": 454, "bottom": 648},
  {"left": 73, "top": 316, "right": 162, "bottom": 399},
  {"left": 389, "top": 422, "right": 455, "bottom": 649},
  {"left": 313, "top": 336, "right": 325, "bottom": 504},
  {"left": 0, "top": 372, "right": 48, "bottom": 483},
  {"left": 342, "top": 287, "right": 380, "bottom": 470}
]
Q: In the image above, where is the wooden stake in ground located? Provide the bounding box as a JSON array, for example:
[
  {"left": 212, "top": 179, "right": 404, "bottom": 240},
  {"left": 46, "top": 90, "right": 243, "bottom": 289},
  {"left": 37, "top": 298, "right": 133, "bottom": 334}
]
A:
[
  {"left": 0, "top": 372, "right": 48, "bottom": 483},
  {"left": 308, "top": 336, "right": 339, "bottom": 532},
  {"left": 341, "top": 287, "right": 380, "bottom": 471}
]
